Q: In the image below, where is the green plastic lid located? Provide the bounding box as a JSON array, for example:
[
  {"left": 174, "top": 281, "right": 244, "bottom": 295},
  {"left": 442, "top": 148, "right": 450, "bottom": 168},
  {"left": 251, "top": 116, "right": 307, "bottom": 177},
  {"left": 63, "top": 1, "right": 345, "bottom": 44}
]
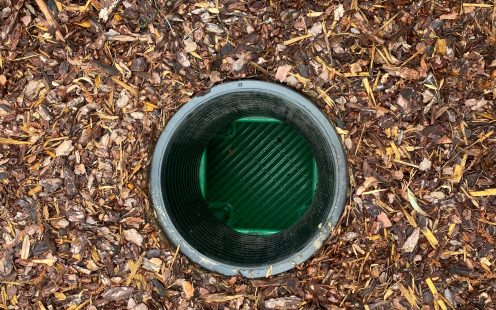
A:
[{"left": 200, "top": 117, "right": 318, "bottom": 235}]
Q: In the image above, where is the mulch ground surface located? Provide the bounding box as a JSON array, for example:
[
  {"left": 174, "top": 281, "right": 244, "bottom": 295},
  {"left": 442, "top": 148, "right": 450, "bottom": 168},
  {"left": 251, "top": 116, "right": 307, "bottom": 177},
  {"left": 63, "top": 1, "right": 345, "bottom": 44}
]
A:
[{"left": 1, "top": 0, "right": 496, "bottom": 309}]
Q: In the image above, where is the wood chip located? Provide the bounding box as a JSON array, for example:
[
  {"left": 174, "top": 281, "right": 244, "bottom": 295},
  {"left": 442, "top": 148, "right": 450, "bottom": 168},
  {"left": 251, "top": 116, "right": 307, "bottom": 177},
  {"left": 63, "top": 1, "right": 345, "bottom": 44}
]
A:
[
  {"left": 449, "top": 153, "right": 468, "bottom": 183},
  {"left": 377, "top": 212, "right": 392, "bottom": 228},
  {"left": 0, "top": 137, "right": 33, "bottom": 145},
  {"left": 20, "top": 235, "right": 30, "bottom": 260},
  {"left": 398, "top": 283, "right": 418, "bottom": 309},
  {"left": 55, "top": 140, "right": 74, "bottom": 157},
  {"left": 265, "top": 296, "right": 304, "bottom": 309},
  {"left": 382, "top": 65, "right": 422, "bottom": 80},
  {"left": 275, "top": 65, "right": 292, "bottom": 82},
  {"left": 284, "top": 34, "right": 313, "bottom": 46},
  {"left": 123, "top": 229, "right": 143, "bottom": 246},
  {"left": 181, "top": 280, "right": 194, "bottom": 300},
  {"left": 204, "top": 294, "right": 244, "bottom": 303},
  {"left": 34, "top": 0, "right": 65, "bottom": 41},
  {"left": 402, "top": 227, "right": 420, "bottom": 252},
  {"left": 421, "top": 227, "right": 439, "bottom": 249},
  {"left": 469, "top": 188, "right": 496, "bottom": 197}
]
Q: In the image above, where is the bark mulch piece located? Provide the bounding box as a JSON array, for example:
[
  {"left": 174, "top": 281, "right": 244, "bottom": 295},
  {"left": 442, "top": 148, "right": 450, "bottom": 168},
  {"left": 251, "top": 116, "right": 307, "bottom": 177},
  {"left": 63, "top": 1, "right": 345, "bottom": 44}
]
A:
[{"left": 1, "top": 0, "right": 495, "bottom": 309}]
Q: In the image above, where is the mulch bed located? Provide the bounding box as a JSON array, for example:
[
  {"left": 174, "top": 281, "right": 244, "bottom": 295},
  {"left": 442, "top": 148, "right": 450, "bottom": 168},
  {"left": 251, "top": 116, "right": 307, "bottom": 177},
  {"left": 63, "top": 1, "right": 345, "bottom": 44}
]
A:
[{"left": 1, "top": 0, "right": 495, "bottom": 309}]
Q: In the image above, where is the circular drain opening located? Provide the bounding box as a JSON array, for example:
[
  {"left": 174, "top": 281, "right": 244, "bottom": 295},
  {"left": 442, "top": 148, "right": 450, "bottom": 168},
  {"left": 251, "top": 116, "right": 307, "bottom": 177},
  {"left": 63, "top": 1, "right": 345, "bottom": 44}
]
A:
[
  {"left": 150, "top": 80, "right": 347, "bottom": 278},
  {"left": 201, "top": 116, "right": 318, "bottom": 235}
]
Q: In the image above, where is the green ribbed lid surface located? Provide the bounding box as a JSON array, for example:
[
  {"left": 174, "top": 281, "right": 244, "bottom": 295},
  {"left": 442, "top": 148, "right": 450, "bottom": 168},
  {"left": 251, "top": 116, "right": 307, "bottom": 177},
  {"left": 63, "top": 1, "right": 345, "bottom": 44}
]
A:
[{"left": 200, "top": 117, "right": 318, "bottom": 234}]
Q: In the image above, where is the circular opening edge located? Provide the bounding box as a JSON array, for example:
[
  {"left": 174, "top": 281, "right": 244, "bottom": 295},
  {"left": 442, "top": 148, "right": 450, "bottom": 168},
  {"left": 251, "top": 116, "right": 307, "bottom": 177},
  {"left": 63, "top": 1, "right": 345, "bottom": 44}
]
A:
[{"left": 150, "top": 80, "right": 348, "bottom": 278}]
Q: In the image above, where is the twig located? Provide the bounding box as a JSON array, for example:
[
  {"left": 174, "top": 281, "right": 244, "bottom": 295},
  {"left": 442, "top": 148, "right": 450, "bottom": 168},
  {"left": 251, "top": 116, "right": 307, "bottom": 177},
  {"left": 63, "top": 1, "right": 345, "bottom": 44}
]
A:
[{"left": 34, "top": 0, "right": 65, "bottom": 42}]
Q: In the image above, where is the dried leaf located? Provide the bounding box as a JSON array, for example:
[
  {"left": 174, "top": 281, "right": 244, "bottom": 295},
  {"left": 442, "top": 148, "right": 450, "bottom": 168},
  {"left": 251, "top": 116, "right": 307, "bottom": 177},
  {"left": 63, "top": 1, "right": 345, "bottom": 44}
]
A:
[
  {"left": 357, "top": 176, "right": 378, "bottom": 195},
  {"left": 208, "top": 7, "right": 220, "bottom": 14},
  {"left": 333, "top": 4, "right": 345, "bottom": 21},
  {"left": 101, "top": 286, "right": 134, "bottom": 301},
  {"left": 205, "top": 23, "right": 224, "bottom": 34},
  {"left": 99, "top": 0, "right": 123, "bottom": 22},
  {"left": 407, "top": 189, "right": 430, "bottom": 217},
  {"left": 440, "top": 12, "right": 458, "bottom": 19},
  {"left": 183, "top": 38, "right": 197, "bottom": 53}
]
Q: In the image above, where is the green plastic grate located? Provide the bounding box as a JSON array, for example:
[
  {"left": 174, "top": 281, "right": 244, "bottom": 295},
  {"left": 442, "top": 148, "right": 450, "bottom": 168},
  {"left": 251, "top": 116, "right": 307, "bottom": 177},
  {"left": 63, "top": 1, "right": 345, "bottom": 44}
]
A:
[{"left": 200, "top": 117, "right": 318, "bottom": 235}]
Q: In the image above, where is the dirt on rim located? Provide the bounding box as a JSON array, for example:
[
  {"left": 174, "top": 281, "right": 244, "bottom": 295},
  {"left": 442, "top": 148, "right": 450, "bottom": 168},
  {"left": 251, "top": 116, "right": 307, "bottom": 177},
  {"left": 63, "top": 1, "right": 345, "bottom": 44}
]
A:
[{"left": 1, "top": 0, "right": 495, "bottom": 309}]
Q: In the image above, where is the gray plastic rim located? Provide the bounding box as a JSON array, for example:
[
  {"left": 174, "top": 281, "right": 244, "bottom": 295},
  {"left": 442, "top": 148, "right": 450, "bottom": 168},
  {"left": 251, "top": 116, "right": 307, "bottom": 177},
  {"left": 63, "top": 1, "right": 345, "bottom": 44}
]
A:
[{"left": 150, "top": 80, "right": 348, "bottom": 278}]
